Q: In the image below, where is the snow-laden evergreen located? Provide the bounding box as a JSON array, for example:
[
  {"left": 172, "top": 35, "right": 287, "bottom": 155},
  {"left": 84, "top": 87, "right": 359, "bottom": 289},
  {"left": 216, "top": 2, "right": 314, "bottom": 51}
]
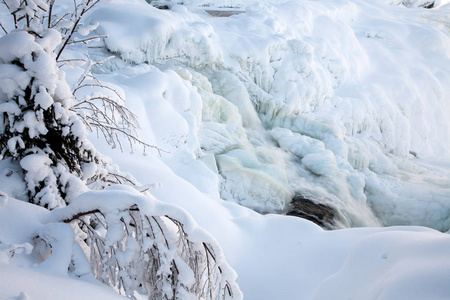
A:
[{"left": 0, "top": 29, "right": 101, "bottom": 207}]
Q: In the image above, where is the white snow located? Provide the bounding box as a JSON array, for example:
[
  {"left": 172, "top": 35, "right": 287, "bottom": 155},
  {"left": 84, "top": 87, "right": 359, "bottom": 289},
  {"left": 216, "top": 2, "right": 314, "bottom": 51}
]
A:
[
  {"left": 1, "top": 0, "right": 450, "bottom": 299},
  {"left": 83, "top": 0, "right": 450, "bottom": 229}
]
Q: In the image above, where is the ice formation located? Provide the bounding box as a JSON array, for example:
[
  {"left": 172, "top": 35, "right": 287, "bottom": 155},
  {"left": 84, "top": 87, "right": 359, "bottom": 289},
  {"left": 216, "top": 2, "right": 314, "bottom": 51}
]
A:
[{"left": 86, "top": 0, "right": 450, "bottom": 230}]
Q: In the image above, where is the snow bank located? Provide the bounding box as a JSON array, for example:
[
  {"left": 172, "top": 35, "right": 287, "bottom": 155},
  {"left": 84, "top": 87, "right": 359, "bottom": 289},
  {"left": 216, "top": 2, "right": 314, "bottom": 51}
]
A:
[
  {"left": 0, "top": 195, "right": 127, "bottom": 300},
  {"left": 0, "top": 187, "right": 242, "bottom": 299},
  {"left": 313, "top": 229, "right": 450, "bottom": 300},
  {"left": 1, "top": 181, "right": 449, "bottom": 300}
]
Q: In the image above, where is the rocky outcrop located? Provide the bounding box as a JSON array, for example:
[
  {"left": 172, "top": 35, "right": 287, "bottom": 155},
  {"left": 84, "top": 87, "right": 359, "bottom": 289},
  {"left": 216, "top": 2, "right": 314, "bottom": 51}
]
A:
[{"left": 287, "top": 194, "right": 337, "bottom": 229}]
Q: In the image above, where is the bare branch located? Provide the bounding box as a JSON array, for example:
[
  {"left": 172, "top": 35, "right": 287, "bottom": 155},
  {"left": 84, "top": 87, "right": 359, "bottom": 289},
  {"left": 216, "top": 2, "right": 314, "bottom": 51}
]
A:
[
  {"left": 70, "top": 60, "right": 167, "bottom": 156},
  {"left": 47, "top": 0, "right": 55, "bottom": 28},
  {"left": 67, "top": 35, "right": 106, "bottom": 45},
  {"left": 62, "top": 209, "right": 102, "bottom": 223},
  {"left": 0, "top": 22, "right": 7, "bottom": 34},
  {"left": 58, "top": 203, "right": 239, "bottom": 299},
  {"left": 56, "top": 16, "right": 81, "bottom": 60}
]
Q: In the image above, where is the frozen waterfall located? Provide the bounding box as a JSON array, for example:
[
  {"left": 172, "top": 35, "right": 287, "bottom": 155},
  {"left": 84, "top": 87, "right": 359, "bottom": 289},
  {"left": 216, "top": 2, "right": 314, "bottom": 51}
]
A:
[{"left": 86, "top": 0, "right": 450, "bottom": 231}]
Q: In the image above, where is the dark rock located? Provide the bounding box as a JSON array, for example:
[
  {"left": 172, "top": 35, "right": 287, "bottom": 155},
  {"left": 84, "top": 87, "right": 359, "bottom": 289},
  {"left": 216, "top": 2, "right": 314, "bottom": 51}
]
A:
[
  {"left": 154, "top": 4, "right": 171, "bottom": 10},
  {"left": 206, "top": 10, "right": 244, "bottom": 17},
  {"left": 420, "top": 2, "right": 434, "bottom": 9},
  {"left": 147, "top": 1, "right": 171, "bottom": 9},
  {"left": 286, "top": 194, "right": 337, "bottom": 229}
]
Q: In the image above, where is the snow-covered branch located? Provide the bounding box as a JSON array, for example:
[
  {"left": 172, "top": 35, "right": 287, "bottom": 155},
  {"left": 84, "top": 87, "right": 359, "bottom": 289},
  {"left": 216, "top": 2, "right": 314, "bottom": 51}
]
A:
[{"left": 50, "top": 186, "right": 242, "bottom": 300}]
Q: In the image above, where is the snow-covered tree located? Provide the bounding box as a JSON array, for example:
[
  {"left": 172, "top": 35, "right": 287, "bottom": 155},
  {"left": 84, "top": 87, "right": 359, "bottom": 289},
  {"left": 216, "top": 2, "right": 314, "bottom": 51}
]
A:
[
  {"left": 0, "top": 0, "right": 145, "bottom": 207},
  {"left": 0, "top": 28, "right": 106, "bottom": 207}
]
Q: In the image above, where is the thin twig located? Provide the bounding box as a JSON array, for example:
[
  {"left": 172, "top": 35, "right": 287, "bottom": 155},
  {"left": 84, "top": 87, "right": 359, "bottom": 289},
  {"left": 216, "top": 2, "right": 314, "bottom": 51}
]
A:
[
  {"left": 0, "top": 22, "right": 7, "bottom": 34},
  {"left": 62, "top": 209, "right": 102, "bottom": 223},
  {"left": 47, "top": 0, "right": 55, "bottom": 28},
  {"left": 67, "top": 35, "right": 106, "bottom": 45}
]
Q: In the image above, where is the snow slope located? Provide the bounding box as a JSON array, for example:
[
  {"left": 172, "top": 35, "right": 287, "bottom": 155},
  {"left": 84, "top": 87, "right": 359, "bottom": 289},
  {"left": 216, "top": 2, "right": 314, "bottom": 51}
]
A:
[
  {"left": 1, "top": 173, "right": 450, "bottom": 300},
  {"left": 1, "top": 0, "right": 450, "bottom": 299}
]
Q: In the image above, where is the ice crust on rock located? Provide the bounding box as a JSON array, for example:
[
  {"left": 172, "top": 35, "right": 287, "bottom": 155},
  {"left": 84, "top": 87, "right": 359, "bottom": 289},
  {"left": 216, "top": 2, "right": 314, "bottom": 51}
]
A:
[{"left": 90, "top": 3, "right": 223, "bottom": 68}]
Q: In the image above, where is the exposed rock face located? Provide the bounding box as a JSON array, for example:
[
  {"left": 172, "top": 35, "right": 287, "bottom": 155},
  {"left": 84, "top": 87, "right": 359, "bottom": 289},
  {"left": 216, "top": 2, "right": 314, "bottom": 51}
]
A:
[
  {"left": 287, "top": 194, "right": 337, "bottom": 229},
  {"left": 423, "top": 2, "right": 434, "bottom": 8}
]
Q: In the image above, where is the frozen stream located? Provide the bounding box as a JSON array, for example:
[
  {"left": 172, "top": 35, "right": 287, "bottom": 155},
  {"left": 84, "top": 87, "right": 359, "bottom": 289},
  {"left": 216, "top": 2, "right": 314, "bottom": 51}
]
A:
[{"left": 84, "top": 0, "right": 450, "bottom": 230}]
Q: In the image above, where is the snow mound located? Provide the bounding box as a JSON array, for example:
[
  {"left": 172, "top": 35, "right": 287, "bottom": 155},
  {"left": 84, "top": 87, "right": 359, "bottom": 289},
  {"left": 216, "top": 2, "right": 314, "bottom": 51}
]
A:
[
  {"left": 0, "top": 186, "right": 242, "bottom": 299},
  {"left": 90, "top": 3, "right": 223, "bottom": 68},
  {"left": 313, "top": 229, "right": 450, "bottom": 300}
]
